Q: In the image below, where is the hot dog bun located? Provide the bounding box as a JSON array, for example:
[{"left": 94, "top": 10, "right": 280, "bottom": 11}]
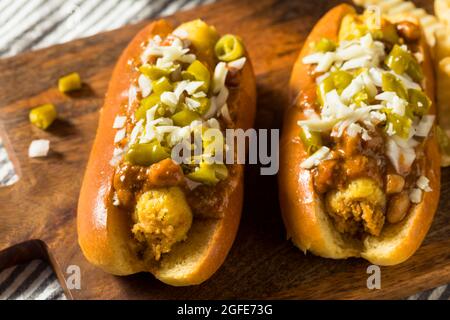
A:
[
  {"left": 279, "top": 4, "right": 440, "bottom": 265},
  {"left": 77, "top": 20, "right": 256, "bottom": 285}
]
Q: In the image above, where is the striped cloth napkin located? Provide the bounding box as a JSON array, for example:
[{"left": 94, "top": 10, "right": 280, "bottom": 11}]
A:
[{"left": 0, "top": 0, "right": 448, "bottom": 300}]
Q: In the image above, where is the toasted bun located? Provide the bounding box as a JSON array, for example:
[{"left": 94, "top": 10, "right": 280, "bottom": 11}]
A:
[
  {"left": 77, "top": 20, "right": 256, "bottom": 285},
  {"left": 279, "top": 4, "right": 440, "bottom": 265}
]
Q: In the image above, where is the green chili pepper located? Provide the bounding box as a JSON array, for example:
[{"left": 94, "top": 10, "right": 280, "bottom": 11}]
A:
[
  {"left": 139, "top": 64, "right": 173, "bottom": 80},
  {"left": 185, "top": 60, "right": 210, "bottom": 92},
  {"left": 299, "top": 126, "right": 322, "bottom": 154},
  {"left": 382, "top": 73, "right": 408, "bottom": 100},
  {"left": 214, "top": 34, "right": 245, "bottom": 62},
  {"left": 186, "top": 162, "right": 228, "bottom": 185},
  {"left": 408, "top": 89, "right": 431, "bottom": 116},
  {"left": 29, "top": 103, "right": 57, "bottom": 130},
  {"left": 152, "top": 77, "right": 173, "bottom": 94},
  {"left": 384, "top": 108, "right": 412, "bottom": 139},
  {"left": 172, "top": 108, "right": 200, "bottom": 127},
  {"left": 385, "top": 45, "right": 423, "bottom": 81},
  {"left": 317, "top": 70, "right": 353, "bottom": 106},
  {"left": 315, "top": 38, "right": 336, "bottom": 52},
  {"left": 125, "top": 142, "right": 170, "bottom": 166}
]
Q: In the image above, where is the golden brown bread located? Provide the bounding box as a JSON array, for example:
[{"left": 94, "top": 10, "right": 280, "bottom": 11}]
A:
[
  {"left": 77, "top": 19, "right": 256, "bottom": 285},
  {"left": 278, "top": 4, "right": 441, "bottom": 265}
]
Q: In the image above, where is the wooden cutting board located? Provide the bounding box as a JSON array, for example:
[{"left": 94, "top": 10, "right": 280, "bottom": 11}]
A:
[{"left": 0, "top": 0, "right": 448, "bottom": 300}]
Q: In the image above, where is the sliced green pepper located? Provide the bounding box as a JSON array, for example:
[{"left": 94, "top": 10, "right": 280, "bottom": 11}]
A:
[
  {"left": 152, "top": 77, "right": 173, "bottom": 94},
  {"left": 385, "top": 45, "right": 423, "bottom": 81},
  {"left": 315, "top": 38, "right": 336, "bottom": 52},
  {"left": 352, "top": 89, "right": 370, "bottom": 106},
  {"left": 317, "top": 70, "right": 353, "bottom": 106},
  {"left": 186, "top": 162, "right": 228, "bottom": 185},
  {"left": 58, "top": 72, "right": 82, "bottom": 93},
  {"left": 172, "top": 108, "right": 200, "bottom": 127},
  {"left": 299, "top": 126, "right": 322, "bottom": 154},
  {"left": 135, "top": 93, "right": 161, "bottom": 120},
  {"left": 382, "top": 73, "right": 408, "bottom": 100},
  {"left": 139, "top": 64, "right": 173, "bottom": 80},
  {"left": 125, "top": 141, "right": 170, "bottom": 166},
  {"left": 29, "top": 103, "right": 57, "bottom": 130},
  {"left": 408, "top": 89, "right": 431, "bottom": 116},
  {"left": 215, "top": 34, "right": 245, "bottom": 62},
  {"left": 384, "top": 109, "right": 412, "bottom": 138},
  {"left": 185, "top": 60, "right": 210, "bottom": 92}
]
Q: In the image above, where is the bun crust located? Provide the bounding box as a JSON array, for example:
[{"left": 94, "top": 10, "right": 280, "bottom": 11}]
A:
[
  {"left": 77, "top": 20, "right": 256, "bottom": 284},
  {"left": 279, "top": 4, "right": 440, "bottom": 265}
]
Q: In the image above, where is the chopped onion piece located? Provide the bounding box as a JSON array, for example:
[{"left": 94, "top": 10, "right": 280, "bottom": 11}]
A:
[
  {"left": 113, "top": 116, "right": 127, "bottom": 129},
  {"left": 114, "top": 128, "right": 126, "bottom": 143},
  {"left": 417, "top": 175, "right": 432, "bottom": 192},
  {"left": 315, "top": 52, "right": 336, "bottom": 72},
  {"left": 185, "top": 97, "right": 201, "bottom": 110},
  {"left": 302, "top": 52, "right": 324, "bottom": 64},
  {"left": 213, "top": 62, "right": 228, "bottom": 94},
  {"left": 227, "top": 57, "right": 247, "bottom": 70},
  {"left": 138, "top": 74, "right": 152, "bottom": 98},
  {"left": 414, "top": 115, "right": 435, "bottom": 137},
  {"left": 409, "top": 188, "right": 423, "bottom": 204},
  {"left": 300, "top": 146, "right": 330, "bottom": 169},
  {"left": 28, "top": 139, "right": 50, "bottom": 158},
  {"left": 160, "top": 92, "right": 179, "bottom": 112}
]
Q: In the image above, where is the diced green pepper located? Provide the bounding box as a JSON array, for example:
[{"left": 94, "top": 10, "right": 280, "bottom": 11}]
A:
[
  {"left": 29, "top": 103, "right": 57, "bottom": 130},
  {"left": 317, "top": 70, "right": 353, "bottom": 106},
  {"left": 408, "top": 89, "right": 431, "bottom": 116},
  {"left": 215, "top": 34, "right": 245, "bottom": 62},
  {"left": 135, "top": 93, "right": 161, "bottom": 120},
  {"left": 299, "top": 126, "right": 322, "bottom": 154},
  {"left": 152, "top": 77, "right": 173, "bottom": 94},
  {"left": 186, "top": 162, "right": 228, "bottom": 185},
  {"left": 352, "top": 89, "right": 370, "bottom": 106},
  {"left": 125, "top": 142, "right": 170, "bottom": 166},
  {"left": 172, "top": 108, "right": 200, "bottom": 127},
  {"left": 139, "top": 64, "right": 173, "bottom": 80},
  {"left": 382, "top": 73, "right": 408, "bottom": 100},
  {"left": 58, "top": 72, "right": 82, "bottom": 93},
  {"left": 385, "top": 45, "right": 423, "bottom": 81},
  {"left": 315, "top": 38, "right": 336, "bottom": 52},
  {"left": 185, "top": 60, "right": 210, "bottom": 92},
  {"left": 384, "top": 109, "right": 412, "bottom": 138}
]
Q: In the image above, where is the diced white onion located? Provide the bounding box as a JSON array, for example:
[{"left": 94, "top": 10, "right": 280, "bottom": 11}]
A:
[
  {"left": 302, "top": 52, "right": 324, "bottom": 64},
  {"left": 160, "top": 92, "right": 179, "bottom": 112},
  {"left": 130, "top": 120, "right": 144, "bottom": 144},
  {"left": 227, "top": 57, "right": 247, "bottom": 70},
  {"left": 113, "top": 116, "right": 127, "bottom": 129},
  {"left": 315, "top": 52, "right": 336, "bottom": 72},
  {"left": 213, "top": 62, "right": 228, "bottom": 94},
  {"left": 409, "top": 188, "right": 423, "bottom": 204},
  {"left": 300, "top": 146, "right": 330, "bottom": 169},
  {"left": 28, "top": 139, "right": 50, "bottom": 158},
  {"left": 215, "top": 86, "right": 229, "bottom": 109},
  {"left": 138, "top": 74, "right": 152, "bottom": 98},
  {"left": 128, "top": 85, "right": 137, "bottom": 107},
  {"left": 416, "top": 175, "right": 432, "bottom": 192},
  {"left": 185, "top": 97, "right": 201, "bottom": 111},
  {"left": 414, "top": 115, "right": 435, "bottom": 137},
  {"left": 114, "top": 128, "right": 126, "bottom": 143}
]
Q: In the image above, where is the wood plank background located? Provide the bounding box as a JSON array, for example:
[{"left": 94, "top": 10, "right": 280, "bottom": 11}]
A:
[{"left": 0, "top": 0, "right": 448, "bottom": 299}]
